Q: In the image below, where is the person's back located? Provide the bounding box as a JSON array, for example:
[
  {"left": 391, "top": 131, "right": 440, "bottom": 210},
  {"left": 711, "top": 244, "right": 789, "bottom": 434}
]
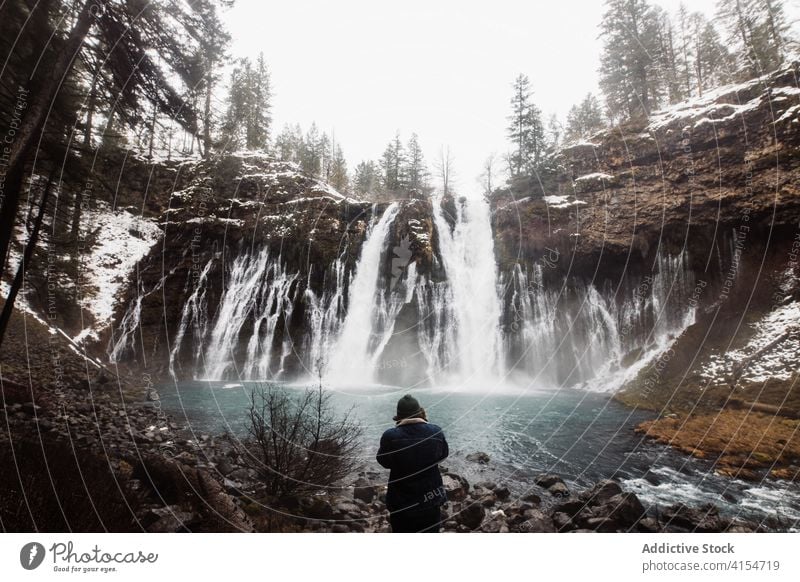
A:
[{"left": 376, "top": 395, "right": 449, "bottom": 532}]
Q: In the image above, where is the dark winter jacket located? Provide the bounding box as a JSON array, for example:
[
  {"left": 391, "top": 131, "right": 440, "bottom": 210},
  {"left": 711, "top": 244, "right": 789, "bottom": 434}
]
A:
[{"left": 376, "top": 419, "right": 449, "bottom": 513}]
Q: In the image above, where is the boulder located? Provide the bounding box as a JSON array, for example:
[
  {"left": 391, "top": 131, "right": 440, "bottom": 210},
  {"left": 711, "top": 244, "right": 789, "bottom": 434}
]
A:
[
  {"left": 353, "top": 478, "right": 377, "bottom": 503},
  {"left": 534, "top": 473, "right": 564, "bottom": 489},
  {"left": 661, "top": 503, "right": 728, "bottom": 533},
  {"left": 519, "top": 508, "right": 555, "bottom": 533},
  {"left": 579, "top": 479, "right": 623, "bottom": 506},
  {"left": 442, "top": 473, "right": 469, "bottom": 501},
  {"left": 456, "top": 502, "right": 486, "bottom": 530},
  {"left": 599, "top": 493, "right": 647, "bottom": 528},
  {"left": 466, "top": 451, "right": 490, "bottom": 464},
  {"left": 548, "top": 482, "right": 571, "bottom": 498}
]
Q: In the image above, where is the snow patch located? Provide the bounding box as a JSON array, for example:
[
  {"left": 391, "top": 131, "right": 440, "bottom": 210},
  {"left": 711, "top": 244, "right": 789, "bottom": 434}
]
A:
[
  {"left": 544, "top": 195, "right": 587, "bottom": 209},
  {"left": 74, "top": 203, "right": 162, "bottom": 344}
]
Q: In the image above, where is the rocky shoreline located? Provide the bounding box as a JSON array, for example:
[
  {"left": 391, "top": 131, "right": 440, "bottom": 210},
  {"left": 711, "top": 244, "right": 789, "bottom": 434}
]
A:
[{"left": 0, "top": 374, "right": 778, "bottom": 533}]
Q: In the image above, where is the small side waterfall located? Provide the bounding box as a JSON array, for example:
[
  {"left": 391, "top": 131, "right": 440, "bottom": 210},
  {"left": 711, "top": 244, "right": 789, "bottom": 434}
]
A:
[
  {"left": 201, "top": 248, "right": 299, "bottom": 380},
  {"left": 504, "top": 248, "right": 696, "bottom": 389}
]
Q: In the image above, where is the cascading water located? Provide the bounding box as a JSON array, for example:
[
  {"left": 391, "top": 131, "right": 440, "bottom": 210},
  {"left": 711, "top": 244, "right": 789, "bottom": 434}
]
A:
[
  {"left": 430, "top": 194, "right": 505, "bottom": 384},
  {"left": 325, "top": 203, "right": 400, "bottom": 384},
  {"left": 162, "top": 192, "right": 695, "bottom": 392},
  {"left": 201, "top": 247, "right": 298, "bottom": 380},
  {"left": 503, "top": 248, "right": 696, "bottom": 390}
]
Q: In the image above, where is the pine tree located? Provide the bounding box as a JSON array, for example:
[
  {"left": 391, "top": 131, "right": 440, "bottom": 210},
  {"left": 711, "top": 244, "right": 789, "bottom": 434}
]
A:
[
  {"left": 654, "top": 6, "right": 684, "bottom": 104},
  {"left": 715, "top": 0, "right": 787, "bottom": 77},
  {"left": 222, "top": 53, "right": 272, "bottom": 150},
  {"left": 506, "top": 74, "right": 545, "bottom": 176},
  {"left": 691, "top": 13, "right": 733, "bottom": 95},
  {"left": 404, "top": 133, "right": 428, "bottom": 191},
  {"left": 677, "top": 3, "right": 695, "bottom": 100},
  {"left": 380, "top": 132, "right": 406, "bottom": 192},
  {"left": 353, "top": 161, "right": 381, "bottom": 198},
  {"left": 565, "top": 93, "right": 606, "bottom": 142},
  {"left": 329, "top": 144, "right": 349, "bottom": 193},
  {"left": 599, "top": 0, "right": 664, "bottom": 120},
  {"left": 275, "top": 124, "right": 303, "bottom": 162},
  {"left": 300, "top": 123, "right": 322, "bottom": 176}
]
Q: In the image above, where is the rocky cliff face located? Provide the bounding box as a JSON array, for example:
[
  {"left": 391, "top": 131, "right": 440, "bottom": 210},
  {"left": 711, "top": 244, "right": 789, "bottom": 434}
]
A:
[{"left": 491, "top": 62, "right": 800, "bottom": 400}]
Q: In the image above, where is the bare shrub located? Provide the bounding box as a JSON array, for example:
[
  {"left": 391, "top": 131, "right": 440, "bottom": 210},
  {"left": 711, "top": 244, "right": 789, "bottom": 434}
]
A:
[{"left": 237, "top": 383, "right": 362, "bottom": 497}]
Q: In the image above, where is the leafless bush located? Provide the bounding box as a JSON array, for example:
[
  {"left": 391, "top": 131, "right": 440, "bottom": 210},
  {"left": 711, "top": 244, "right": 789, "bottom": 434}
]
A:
[{"left": 238, "top": 383, "right": 362, "bottom": 497}]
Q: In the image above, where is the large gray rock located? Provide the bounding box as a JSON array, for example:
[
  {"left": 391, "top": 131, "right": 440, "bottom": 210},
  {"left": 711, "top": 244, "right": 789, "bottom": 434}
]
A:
[
  {"left": 442, "top": 472, "right": 469, "bottom": 501},
  {"left": 456, "top": 502, "right": 486, "bottom": 530}
]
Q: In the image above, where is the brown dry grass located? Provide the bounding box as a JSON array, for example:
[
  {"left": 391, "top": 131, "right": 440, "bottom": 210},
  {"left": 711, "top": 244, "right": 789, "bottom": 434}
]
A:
[{"left": 636, "top": 409, "right": 800, "bottom": 481}]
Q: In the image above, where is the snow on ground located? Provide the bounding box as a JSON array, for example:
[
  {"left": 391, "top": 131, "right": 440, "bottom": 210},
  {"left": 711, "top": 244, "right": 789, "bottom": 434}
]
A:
[
  {"left": 73, "top": 202, "right": 162, "bottom": 344},
  {"left": 699, "top": 301, "right": 800, "bottom": 387},
  {"left": 0, "top": 277, "right": 103, "bottom": 368},
  {"left": 646, "top": 68, "right": 800, "bottom": 132},
  {"left": 544, "top": 194, "right": 587, "bottom": 209},
  {"left": 574, "top": 172, "right": 614, "bottom": 182}
]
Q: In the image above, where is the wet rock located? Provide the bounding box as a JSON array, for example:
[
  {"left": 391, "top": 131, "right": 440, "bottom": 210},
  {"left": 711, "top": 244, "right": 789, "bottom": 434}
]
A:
[
  {"left": 331, "top": 524, "right": 350, "bottom": 533},
  {"left": 552, "top": 511, "right": 575, "bottom": 532},
  {"left": 145, "top": 506, "right": 196, "bottom": 532},
  {"left": 494, "top": 485, "right": 511, "bottom": 501},
  {"left": 519, "top": 508, "right": 555, "bottom": 533},
  {"left": 466, "top": 451, "right": 490, "bottom": 464},
  {"left": 554, "top": 497, "right": 587, "bottom": 517},
  {"left": 579, "top": 479, "right": 623, "bottom": 505},
  {"left": 661, "top": 503, "right": 728, "bottom": 533},
  {"left": 598, "top": 493, "right": 647, "bottom": 528},
  {"left": 456, "top": 501, "right": 486, "bottom": 530},
  {"left": 636, "top": 516, "right": 661, "bottom": 533},
  {"left": 442, "top": 473, "right": 469, "bottom": 501},
  {"left": 534, "top": 473, "right": 564, "bottom": 489},
  {"left": 548, "top": 482, "right": 570, "bottom": 498},
  {"left": 521, "top": 492, "right": 542, "bottom": 504},
  {"left": 585, "top": 516, "right": 617, "bottom": 532},
  {"left": 353, "top": 477, "right": 377, "bottom": 503},
  {"left": 299, "top": 497, "right": 334, "bottom": 520}
]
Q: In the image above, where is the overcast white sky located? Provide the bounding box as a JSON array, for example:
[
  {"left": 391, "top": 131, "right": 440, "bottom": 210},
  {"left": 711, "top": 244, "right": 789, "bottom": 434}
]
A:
[{"left": 220, "top": 0, "right": 768, "bottom": 195}]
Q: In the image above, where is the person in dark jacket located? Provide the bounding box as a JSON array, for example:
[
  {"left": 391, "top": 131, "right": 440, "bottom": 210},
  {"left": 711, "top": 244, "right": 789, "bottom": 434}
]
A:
[{"left": 376, "top": 394, "right": 449, "bottom": 532}]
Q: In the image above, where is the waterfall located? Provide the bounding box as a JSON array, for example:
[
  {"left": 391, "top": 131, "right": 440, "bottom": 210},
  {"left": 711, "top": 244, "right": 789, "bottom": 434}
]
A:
[
  {"left": 162, "top": 193, "right": 695, "bottom": 392},
  {"left": 326, "top": 203, "right": 401, "bottom": 384},
  {"left": 201, "top": 247, "right": 298, "bottom": 380},
  {"left": 169, "top": 257, "right": 214, "bottom": 379},
  {"left": 504, "top": 248, "right": 695, "bottom": 390},
  {"left": 431, "top": 195, "right": 505, "bottom": 384}
]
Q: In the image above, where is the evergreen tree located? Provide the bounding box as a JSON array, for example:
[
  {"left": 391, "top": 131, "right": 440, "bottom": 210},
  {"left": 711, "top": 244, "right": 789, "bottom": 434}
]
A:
[
  {"left": 329, "top": 144, "right": 349, "bottom": 193},
  {"left": 691, "top": 13, "right": 734, "bottom": 95},
  {"left": 275, "top": 123, "right": 303, "bottom": 162},
  {"left": 353, "top": 161, "right": 381, "bottom": 198},
  {"left": 404, "top": 133, "right": 428, "bottom": 191},
  {"left": 506, "top": 74, "right": 545, "bottom": 176},
  {"left": 654, "top": 6, "right": 684, "bottom": 104},
  {"left": 715, "top": 0, "right": 788, "bottom": 77},
  {"left": 380, "top": 132, "right": 406, "bottom": 192},
  {"left": 300, "top": 123, "right": 322, "bottom": 175},
  {"left": 599, "top": 0, "right": 663, "bottom": 120},
  {"left": 223, "top": 52, "right": 272, "bottom": 150},
  {"left": 565, "top": 93, "right": 606, "bottom": 142}
]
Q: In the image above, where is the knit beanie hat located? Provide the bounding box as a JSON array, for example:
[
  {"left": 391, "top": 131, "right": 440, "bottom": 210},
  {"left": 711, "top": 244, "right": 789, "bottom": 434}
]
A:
[{"left": 393, "top": 394, "right": 422, "bottom": 421}]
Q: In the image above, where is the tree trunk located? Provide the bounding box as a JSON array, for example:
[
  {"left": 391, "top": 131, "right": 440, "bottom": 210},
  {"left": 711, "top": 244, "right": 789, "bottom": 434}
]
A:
[
  {"left": 0, "top": 0, "right": 96, "bottom": 278},
  {"left": 0, "top": 172, "right": 56, "bottom": 350},
  {"left": 84, "top": 65, "right": 98, "bottom": 151},
  {"left": 203, "top": 65, "right": 214, "bottom": 158}
]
